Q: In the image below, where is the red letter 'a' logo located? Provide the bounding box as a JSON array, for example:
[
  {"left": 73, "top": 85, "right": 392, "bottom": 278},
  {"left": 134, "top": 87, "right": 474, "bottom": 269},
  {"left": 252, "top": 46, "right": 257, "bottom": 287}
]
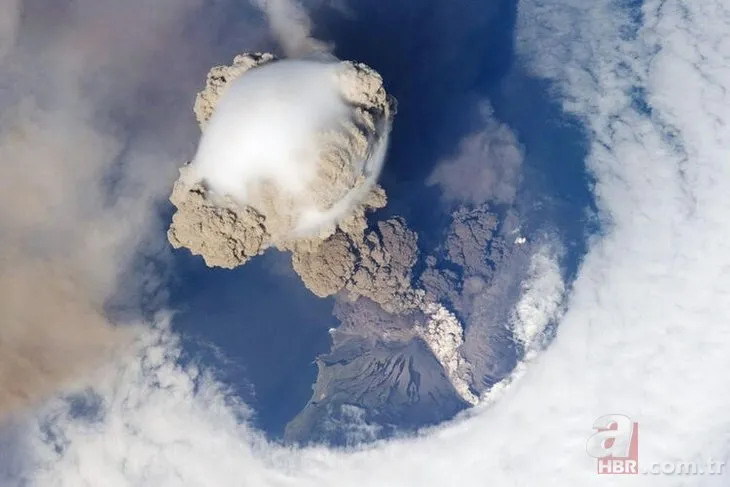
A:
[{"left": 586, "top": 415, "right": 638, "bottom": 475}]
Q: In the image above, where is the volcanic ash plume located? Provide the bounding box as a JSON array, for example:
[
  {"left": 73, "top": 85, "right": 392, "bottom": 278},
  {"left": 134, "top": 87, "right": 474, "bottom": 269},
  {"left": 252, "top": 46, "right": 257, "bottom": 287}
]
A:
[
  {"left": 292, "top": 217, "right": 421, "bottom": 314},
  {"left": 168, "top": 53, "right": 399, "bottom": 294},
  {"left": 168, "top": 53, "right": 489, "bottom": 407}
]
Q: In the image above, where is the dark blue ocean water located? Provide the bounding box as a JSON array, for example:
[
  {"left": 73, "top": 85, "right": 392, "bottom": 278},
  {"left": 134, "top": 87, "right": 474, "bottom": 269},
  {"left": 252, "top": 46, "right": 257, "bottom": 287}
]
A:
[{"left": 119, "top": 0, "right": 598, "bottom": 442}]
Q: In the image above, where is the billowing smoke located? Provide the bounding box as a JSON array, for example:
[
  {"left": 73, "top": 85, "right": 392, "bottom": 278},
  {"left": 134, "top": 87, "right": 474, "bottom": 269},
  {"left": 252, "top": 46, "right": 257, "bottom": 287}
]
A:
[{"left": 167, "top": 53, "right": 398, "bottom": 293}]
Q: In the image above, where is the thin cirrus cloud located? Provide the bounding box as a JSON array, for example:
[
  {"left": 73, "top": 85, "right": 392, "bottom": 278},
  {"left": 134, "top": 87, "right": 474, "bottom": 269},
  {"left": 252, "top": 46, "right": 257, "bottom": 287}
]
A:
[{"left": 9, "top": 0, "right": 730, "bottom": 486}]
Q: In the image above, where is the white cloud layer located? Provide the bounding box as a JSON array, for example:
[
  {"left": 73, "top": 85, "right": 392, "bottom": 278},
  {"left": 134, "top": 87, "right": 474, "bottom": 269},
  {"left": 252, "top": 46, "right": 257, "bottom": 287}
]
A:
[
  {"left": 14, "top": 0, "right": 730, "bottom": 485},
  {"left": 509, "top": 244, "right": 564, "bottom": 357}
]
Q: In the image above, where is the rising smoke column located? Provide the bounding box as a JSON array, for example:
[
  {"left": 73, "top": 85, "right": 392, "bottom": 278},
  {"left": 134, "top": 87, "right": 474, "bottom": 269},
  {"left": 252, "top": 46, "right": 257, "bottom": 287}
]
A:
[
  {"left": 252, "top": 0, "right": 331, "bottom": 57},
  {"left": 167, "top": 53, "right": 397, "bottom": 286}
]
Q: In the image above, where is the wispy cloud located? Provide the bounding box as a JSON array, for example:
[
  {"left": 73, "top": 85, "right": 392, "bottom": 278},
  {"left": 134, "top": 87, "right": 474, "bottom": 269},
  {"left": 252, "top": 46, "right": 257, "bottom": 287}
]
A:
[
  {"left": 427, "top": 103, "right": 524, "bottom": 206},
  {"left": 0, "top": 0, "right": 20, "bottom": 61},
  {"left": 252, "top": 0, "right": 331, "bottom": 56}
]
